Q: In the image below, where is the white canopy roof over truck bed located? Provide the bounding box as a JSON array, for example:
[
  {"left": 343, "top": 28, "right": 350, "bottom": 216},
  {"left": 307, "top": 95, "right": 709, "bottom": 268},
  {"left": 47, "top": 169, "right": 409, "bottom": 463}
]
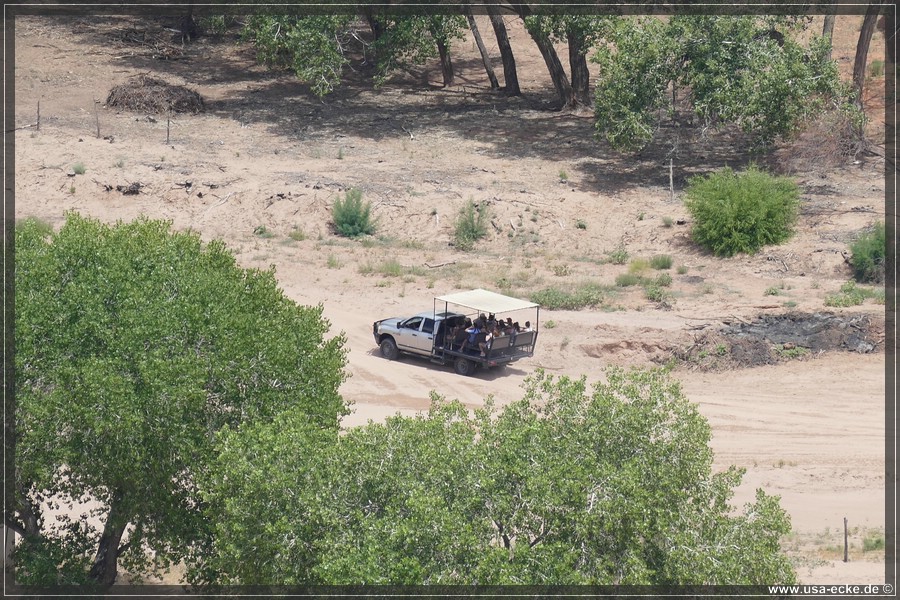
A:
[{"left": 435, "top": 288, "right": 539, "bottom": 314}]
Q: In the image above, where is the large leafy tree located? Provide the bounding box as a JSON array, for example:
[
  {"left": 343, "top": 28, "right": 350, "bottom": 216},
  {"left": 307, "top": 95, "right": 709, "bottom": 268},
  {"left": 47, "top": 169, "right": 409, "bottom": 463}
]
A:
[
  {"left": 10, "top": 213, "right": 348, "bottom": 587},
  {"left": 196, "top": 368, "right": 796, "bottom": 586},
  {"left": 593, "top": 15, "right": 858, "bottom": 152},
  {"left": 241, "top": 13, "right": 466, "bottom": 95},
  {"left": 522, "top": 13, "right": 614, "bottom": 111}
]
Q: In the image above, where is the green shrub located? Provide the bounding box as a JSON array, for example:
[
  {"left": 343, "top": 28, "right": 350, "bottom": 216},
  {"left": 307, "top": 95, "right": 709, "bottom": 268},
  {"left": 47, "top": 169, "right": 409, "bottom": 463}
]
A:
[
  {"left": 863, "top": 535, "right": 885, "bottom": 552},
  {"left": 654, "top": 273, "right": 672, "bottom": 287},
  {"left": 253, "top": 225, "right": 275, "bottom": 238},
  {"left": 378, "top": 259, "right": 404, "bottom": 277},
  {"left": 649, "top": 254, "right": 673, "bottom": 270},
  {"left": 454, "top": 200, "right": 490, "bottom": 251},
  {"left": 17, "top": 217, "right": 54, "bottom": 238},
  {"left": 849, "top": 221, "right": 885, "bottom": 283},
  {"left": 868, "top": 60, "right": 884, "bottom": 78},
  {"left": 824, "top": 280, "right": 883, "bottom": 307},
  {"left": 72, "top": 163, "right": 86, "bottom": 175},
  {"left": 676, "top": 265, "right": 688, "bottom": 275},
  {"left": 575, "top": 219, "right": 587, "bottom": 230},
  {"left": 615, "top": 273, "right": 642, "bottom": 287},
  {"left": 530, "top": 282, "right": 610, "bottom": 310},
  {"left": 684, "top": 166, "right": 800, "bottom": 257},
  {"left": 607, "top": 246, "right": 629, "bottom": 265},
  {"left": 628, "top": 258, "right": 650, "bottom": 275},
  {"left": 198, "top": 15, "right": 238, "bottom": 35},
  {"left": 332, "top": 188, "right": 376, "bottom": 238},
  {"left": 644, "top": 284, "right": 667, "bottom": 302},
  {"left": 288, "top": 229, "right": 307, "bottom": 242}
]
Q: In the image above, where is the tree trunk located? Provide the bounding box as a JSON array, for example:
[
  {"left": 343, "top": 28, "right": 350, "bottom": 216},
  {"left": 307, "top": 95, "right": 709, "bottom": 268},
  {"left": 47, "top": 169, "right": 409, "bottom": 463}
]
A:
[
  {"left": 883, "top": 13, "right": 899, "bottom": 67},
  {"left": 486, "top": 6, "right": 520, "bottom": 96},
  {"left": 529, "top": 29, "right": 575, "bottom": 109},
  {"left": 853, "top": 4, "right": 881, "bottom": 109},
  {"left": 467, "top": 15, "right": 499, "bottom": 89},
  {"left": 568, "top": 30, "right": 592, "bottom": 109},
  {"left": 822, "top": 14, "right": 836, "bottom": 61},
  {"left": 88, "top": 490, "right": 128, "bottom": 587},
  {"left": 435, "top": 37, "right": 455, "bottom": 87},
  {"left": 179, "top": 5, "right": 198, "bottom": 43}
]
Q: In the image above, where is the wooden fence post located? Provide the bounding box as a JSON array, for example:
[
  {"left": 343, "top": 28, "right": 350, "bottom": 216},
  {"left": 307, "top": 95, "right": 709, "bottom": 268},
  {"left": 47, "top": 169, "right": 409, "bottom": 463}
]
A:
[{"left": 843, "top": 517, "right": 849, "bottom": 562}]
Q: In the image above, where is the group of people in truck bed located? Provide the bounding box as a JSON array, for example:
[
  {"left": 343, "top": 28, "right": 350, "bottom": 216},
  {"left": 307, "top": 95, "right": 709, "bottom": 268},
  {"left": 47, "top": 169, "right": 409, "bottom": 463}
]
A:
[{"left": 444, "top": 313, "right": 532, "bottom": 357}]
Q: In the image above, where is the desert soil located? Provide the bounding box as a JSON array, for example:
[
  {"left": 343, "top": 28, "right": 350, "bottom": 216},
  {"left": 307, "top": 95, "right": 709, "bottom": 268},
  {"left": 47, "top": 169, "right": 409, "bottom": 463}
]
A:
[{"left": 12, "top": 13, "right": 889, "bottom": 585}]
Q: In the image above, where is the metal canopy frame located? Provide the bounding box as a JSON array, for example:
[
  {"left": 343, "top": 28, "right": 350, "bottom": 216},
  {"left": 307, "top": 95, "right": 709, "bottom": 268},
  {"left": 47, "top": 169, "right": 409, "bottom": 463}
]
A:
[{"left": 434, "top": 288, "right": 539, "bottom": 315}]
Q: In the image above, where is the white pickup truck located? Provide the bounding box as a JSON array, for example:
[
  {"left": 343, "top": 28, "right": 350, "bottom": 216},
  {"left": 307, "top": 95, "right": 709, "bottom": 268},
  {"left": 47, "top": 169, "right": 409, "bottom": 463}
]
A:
[{"left": 373, "top": 288, "right": 539, "bottom": 376}]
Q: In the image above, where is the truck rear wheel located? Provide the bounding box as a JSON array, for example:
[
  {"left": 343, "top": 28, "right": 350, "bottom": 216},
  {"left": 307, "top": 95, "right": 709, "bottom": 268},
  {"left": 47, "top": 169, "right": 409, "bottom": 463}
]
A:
[
  {"left": 380, "top": 338, "right": 399, "bottom": 361},
  {"left": 454, "top": 357, "right": 474, "bottom": 376}
]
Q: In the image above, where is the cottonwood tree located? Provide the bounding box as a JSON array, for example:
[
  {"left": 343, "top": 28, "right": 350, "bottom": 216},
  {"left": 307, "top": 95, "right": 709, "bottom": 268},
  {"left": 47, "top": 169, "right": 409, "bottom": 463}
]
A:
[
  {"left": 485, "top": 4, "right": 521, "bottom": 95},
  {"left": 241, "top": 12, "right": 465, "bottom": 95},
  {"left": 195, "top": 368, "right": 796, "bottom": 586},
  {"left": 10, "top": 214, "right": 348, "bottom": 587},
  {"left": 851, "top": 3, "right": 883, "bottom": 142},
  {"left": 593, "top": 15, "right": 857, "bottom": 152},
  {"left": 521, "top": 13, "right": 613, "bottom": 111},
  {"left": 368, "top": 14, "right": 467, "bottom": 88}
]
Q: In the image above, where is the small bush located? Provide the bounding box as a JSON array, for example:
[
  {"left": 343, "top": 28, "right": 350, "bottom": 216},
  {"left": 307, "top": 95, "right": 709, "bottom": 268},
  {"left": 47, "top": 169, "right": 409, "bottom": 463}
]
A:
[
  {"left": 662, "top": 216, "right": 674, "bottom": 228},
  {"left": 628, "top": 258, "right": 650, "bottom": 275},
  {"left": 676, "top": 265, "right": 688, "bottom": 275},
  {"left": 378, "top": 259, "right": 404, "bottom": 277},
  {"left": 654, "top": 273, "right": 672, "bottom": 287},
  {"left": 776, "top": 344, "right": 809, "bottom": 359},
  {"left": 644, "top": 284, "right": 667, "bottom": 302},
  {"left": 288, "top": 229, "right": 307, "bottom": 242},
  {"left": 649, "top": 255, "right": 673, "bottom": 270},
  {"left": 607, "top": 246, "right": 629, "bottom": 265},
  {"left": 868, "top": 60, "right": 884, "bottom": 78},
  {"left": 575, "top": 219, "right": 587, "bottom": 230},
  {"left": 615, "top": 273, "right": 641, "bottom": 287},
  {"left": 551, "top": 264, "right": 572, "bottom": 277},
  {"left": 332, "top": 188, "right": 376, "bottom": 238},
  {"left": 72, "top": 163, "right": 86, "bottom": 175},
  {"left": 17, "top": 216, "right": 54, "bottom": 238},
  {"left": 863, "top": 535, "right": 885, "bottom": 552},
  {"left": 454, "top": 200, "right": 490, "bottom": 251},
  {"left": 198, "top": 15, "right": 238, "bottom": 35},
  {"left": 530, "top": 282, "right": 610, "bottom": 310},
  {"left": 849, "top": 221, "right": 885, "bottom": 283},
  {"left": 764, "top": 287, "right": 780, "bottom": 296},
  {"left": 253, "top": 225, "right": 274, "bottom": 238},
  {"left": 684, "top": 165, "right": 800, "bottom": 257},
  {"left": 824, "top": 280, "right": 883, "bottom": 307}
]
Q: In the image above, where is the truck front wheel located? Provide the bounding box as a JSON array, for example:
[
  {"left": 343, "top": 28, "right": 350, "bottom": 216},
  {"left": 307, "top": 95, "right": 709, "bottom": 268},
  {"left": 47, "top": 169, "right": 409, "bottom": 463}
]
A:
[
  {"left": 380, "top": 338, "right": 399, "bottom": 361},
  {"left": 454, "top": 357, "right": 474, "bottom": 376}
]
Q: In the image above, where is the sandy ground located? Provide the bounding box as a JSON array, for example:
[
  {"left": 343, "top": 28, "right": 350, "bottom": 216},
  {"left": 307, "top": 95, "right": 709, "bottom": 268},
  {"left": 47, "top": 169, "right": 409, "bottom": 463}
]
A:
[{"left": 11, "top": 13, "right": 890, "bottom": 585}]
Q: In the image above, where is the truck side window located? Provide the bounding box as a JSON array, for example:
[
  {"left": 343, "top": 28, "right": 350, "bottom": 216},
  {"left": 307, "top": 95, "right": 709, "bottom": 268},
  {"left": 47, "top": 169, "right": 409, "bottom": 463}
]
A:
[{"left": 422, "top": 318, "right": 435, "bottom": 334}]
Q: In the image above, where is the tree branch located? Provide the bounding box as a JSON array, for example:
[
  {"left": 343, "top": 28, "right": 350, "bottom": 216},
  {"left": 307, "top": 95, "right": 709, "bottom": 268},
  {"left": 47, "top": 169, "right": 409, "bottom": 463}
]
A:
[{"left": 3, "top": 516, "right": 27, "bottom": 538}]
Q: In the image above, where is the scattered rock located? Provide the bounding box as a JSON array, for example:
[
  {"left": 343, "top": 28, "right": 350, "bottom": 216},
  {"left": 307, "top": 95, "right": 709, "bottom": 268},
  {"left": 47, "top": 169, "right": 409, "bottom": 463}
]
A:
[{"left": 116, "top": 182, "right": 143, "bottom": 195}]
